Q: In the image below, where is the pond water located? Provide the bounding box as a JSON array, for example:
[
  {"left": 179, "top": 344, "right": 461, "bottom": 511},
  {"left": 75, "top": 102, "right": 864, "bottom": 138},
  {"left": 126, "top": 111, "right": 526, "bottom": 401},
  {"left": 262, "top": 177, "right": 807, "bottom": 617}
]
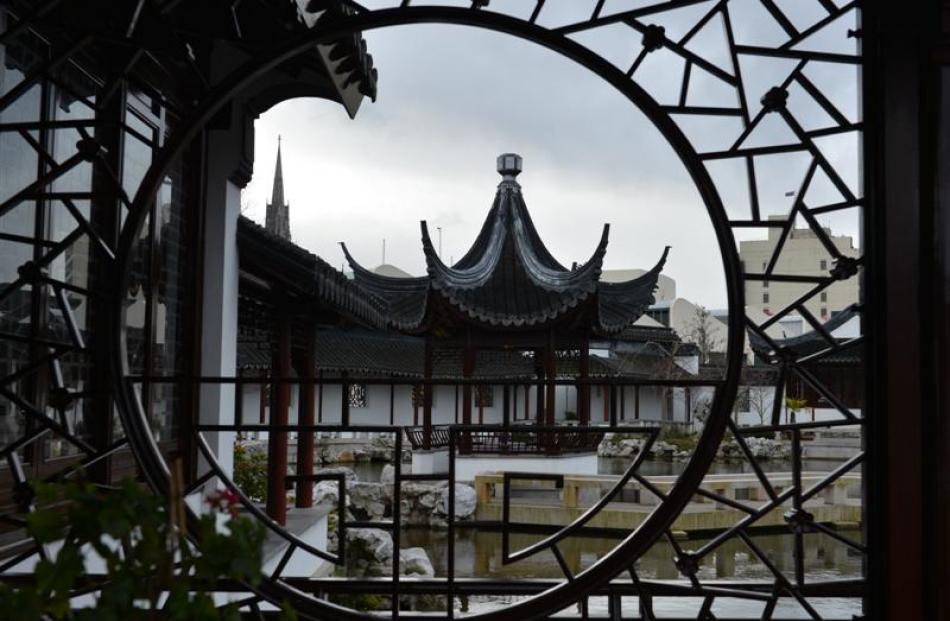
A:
[
  {"left": 399, "top": 527, "right": 863, "bottom": 618},
  {"left": 598, "top": 456, "right": 847, "bottom": 476},
  {"left": 338, "top": 456, "right": 862, "bottom": 617},
  {"left": 347, "top": 456, "right": 848, "bottom": 481}
]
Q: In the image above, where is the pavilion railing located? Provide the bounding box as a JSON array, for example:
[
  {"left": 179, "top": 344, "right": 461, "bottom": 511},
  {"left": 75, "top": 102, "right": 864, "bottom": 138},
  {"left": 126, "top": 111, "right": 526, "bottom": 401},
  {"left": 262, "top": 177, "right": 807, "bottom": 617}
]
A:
[{"left": 403, "top": 425, "right": 605, "bottom": 455}]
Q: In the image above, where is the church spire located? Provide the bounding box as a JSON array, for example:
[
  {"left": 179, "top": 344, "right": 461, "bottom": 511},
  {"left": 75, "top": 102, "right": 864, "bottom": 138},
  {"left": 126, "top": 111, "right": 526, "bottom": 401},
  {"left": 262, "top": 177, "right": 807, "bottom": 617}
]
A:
[{"left": 265, "top": 136, "right": 291, "bottom": 240}]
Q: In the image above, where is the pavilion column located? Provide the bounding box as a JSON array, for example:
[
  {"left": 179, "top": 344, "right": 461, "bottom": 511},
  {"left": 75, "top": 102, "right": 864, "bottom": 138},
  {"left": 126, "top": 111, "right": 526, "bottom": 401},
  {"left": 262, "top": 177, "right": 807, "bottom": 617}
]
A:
[
  {"left": 545, "top": 332, "right": 557, "bottom": 453},
  {"left": 461, "top": 338, "right": 475, "bottom": 454},
  {"left": 610, "top": 384, "right": 618, "bottom": 427},
  {"left": 341, "top": 371, "right": 350, "bottom": 428},
  {"left": 266, "top": 311, "right": 291, "bottom": 525},
  {"left": 295, "top": 328, "right": 316, "bottom": 508},
  {"left": 503, "top": 383, "right": 511, "bottom": 427},
  {"left": 578, "top": 340, "right": 590, "bottom": 426},
  {"left": 423, "top": 336, "right": 433, "bottom": 450},
  {"left": 685, "top": 387, "right": 692, "bottom": 424},
  {"left": 635, "top": 385, "right": 641, "bottom": 420},
  {"left": 534, "top": 350, "right": 545, "bottom": 426},
  {"left": 389, "top": 379, "right": 395, "bottom": 426}
]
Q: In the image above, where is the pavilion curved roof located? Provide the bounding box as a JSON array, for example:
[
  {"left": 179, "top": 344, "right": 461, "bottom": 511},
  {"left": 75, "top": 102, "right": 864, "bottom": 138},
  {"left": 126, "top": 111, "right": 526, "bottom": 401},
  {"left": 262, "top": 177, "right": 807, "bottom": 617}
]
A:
[{"left": 341, "top": 155, "right": 668, "bottom": 334}]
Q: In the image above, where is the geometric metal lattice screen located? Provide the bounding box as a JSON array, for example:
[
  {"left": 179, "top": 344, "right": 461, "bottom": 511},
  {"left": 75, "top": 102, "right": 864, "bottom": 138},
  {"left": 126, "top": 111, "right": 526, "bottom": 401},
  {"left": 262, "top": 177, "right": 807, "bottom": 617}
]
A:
[{"left": 0, "top": 1, "right": 864, "bottom": 619}]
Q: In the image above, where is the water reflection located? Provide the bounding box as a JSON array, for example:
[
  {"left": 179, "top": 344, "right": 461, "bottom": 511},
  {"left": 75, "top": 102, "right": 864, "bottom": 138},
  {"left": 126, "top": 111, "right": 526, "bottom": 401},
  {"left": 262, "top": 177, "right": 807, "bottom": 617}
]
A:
[
  {"left": 598, "top": 456, "right": 845, "bottom": 476},
  {"left": 401, "top": 528, "right": 864, "bottom": 582}
]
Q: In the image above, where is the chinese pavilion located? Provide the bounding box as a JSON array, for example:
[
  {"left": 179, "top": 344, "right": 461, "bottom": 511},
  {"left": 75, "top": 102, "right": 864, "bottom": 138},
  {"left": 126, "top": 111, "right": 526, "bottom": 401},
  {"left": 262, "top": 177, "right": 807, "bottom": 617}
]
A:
[{"left": 341, "top": 154, "right": 670, "bottom": 448}]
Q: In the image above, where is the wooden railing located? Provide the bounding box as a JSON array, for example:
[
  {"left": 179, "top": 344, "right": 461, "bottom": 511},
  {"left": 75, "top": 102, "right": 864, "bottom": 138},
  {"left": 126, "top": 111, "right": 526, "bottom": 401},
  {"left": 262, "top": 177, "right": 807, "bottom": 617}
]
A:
[{"left": 403, "top": 426, "right": 604, "bottom": 455}]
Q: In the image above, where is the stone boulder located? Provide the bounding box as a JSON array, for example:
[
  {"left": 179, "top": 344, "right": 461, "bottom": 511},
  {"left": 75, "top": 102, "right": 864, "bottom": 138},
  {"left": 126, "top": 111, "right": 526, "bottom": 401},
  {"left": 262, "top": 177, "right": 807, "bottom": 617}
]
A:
[
  {"left": 380, "top": 464, "right": 395, "bottom": 485},
  {"left": 348, "top": 482, "right": 390, "bottom": 521},
  {"left": 345, "top": 528, "right": 394, "bottom": 577},
  {"left": 399, "top": 547, "right": 435, "bottom": 578},
  {"left": 441, "top": 483, "right": 477, "bottom": 520}
]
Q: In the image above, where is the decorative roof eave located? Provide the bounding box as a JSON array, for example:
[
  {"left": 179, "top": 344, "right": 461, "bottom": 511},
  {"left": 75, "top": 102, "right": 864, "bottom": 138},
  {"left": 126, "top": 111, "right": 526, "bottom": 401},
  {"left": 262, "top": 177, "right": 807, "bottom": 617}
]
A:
[
  {"left": 237, "top": 217, "right": 387, "bottom": 327},
  {"left": 747, "top": 304, "right": 862, "bottom": 363},
  {"left": 596, "top": 246, "right": 671, "bottom": 334},
  {"left": 432, "top": 285, "right": 596, "bottom": 330},
  {"left": 340, "top": 242, "right": 431, "bottom": 331}
]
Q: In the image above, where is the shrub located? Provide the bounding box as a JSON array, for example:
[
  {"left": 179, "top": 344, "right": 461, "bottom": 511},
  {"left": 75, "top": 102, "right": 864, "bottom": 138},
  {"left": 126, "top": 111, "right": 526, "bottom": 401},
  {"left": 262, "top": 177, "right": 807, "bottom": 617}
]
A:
[
  {"left": 0, "top": 477, "right": 290, "bottom": 620},
  {"left": 234, "top": 441, "right": 268, "bottom": 503}
]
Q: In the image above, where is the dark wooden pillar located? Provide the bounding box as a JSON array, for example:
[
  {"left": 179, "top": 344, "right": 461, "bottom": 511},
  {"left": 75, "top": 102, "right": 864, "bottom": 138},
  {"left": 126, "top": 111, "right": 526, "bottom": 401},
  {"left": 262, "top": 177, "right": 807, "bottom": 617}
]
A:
[
  {"left": 524, "top": 383, "right": 530, "bottom": 422},
  {"left": 685, "top": 387, "right": 692, "bottom": 424},
  {"left": 503, "top": 383, "right": 511, "bottom": 427},
  {"left": 423, "top": 336, "right": 433, "bottom": 450},
  {"left": 461, "top": 336, "right": 475, "bottom": 454},
  {"left": 602, "top": 384, "right": 610, "bottom": 423},
  {"left": 389, "top": 380, "right": 395, "bottom": 426},
  {"left": 266, "top": 312, "right": 291, "bottom": 525},
  {"left": 259, "top": 374, "right": 268, "bottom": 424},
  {"left": 578, "top": 341, "right": 590, "bottom": 425},
  {"left": 544, "top": 333, "right": 557, "bottom": 454},
  {"left": 635, "top": 385, "right": 641, "bottom": 420},
  {"left": 620, "top": 385, "right": 626, "bottom": 421},
  {"left": 609, "top": 384, "right": 618, "bottom": 427},
  {"left": 317, "top": 371, "right": 323, "bottom": 424},
  {"left": 295, "top": 328, "right": 316, "bottom": 508},
  {"left": 534, "top": 350, "right": 545, "bottom": 425},
  {"left": 341, "top": 371, "right": 350, "bottom": 427}
]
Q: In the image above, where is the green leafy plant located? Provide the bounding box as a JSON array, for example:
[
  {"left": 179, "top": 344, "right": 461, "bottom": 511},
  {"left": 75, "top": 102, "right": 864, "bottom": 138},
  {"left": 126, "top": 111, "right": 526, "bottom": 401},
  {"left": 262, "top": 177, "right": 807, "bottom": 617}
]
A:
[
  {"left": 563, "top": 411, "right": 578, "bottom": 422},
  {"left": 233, "top": 441, "right": 268, "bottom": 503},
  {"left": 0, "top": 477, "right": 285, "bottom": 620}
]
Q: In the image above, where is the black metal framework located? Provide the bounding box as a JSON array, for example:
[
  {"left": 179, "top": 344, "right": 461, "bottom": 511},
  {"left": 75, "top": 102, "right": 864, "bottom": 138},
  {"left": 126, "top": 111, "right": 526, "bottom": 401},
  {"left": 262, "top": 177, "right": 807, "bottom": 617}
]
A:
[{"left": 0, "top": 1, "right": 871, "bottom": 620}]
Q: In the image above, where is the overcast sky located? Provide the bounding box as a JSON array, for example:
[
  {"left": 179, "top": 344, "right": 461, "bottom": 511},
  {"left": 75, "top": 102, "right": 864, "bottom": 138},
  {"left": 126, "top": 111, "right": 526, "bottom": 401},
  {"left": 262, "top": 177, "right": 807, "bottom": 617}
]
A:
[{"left": 243, "top": 2, "right": 860, "bottom": 309}]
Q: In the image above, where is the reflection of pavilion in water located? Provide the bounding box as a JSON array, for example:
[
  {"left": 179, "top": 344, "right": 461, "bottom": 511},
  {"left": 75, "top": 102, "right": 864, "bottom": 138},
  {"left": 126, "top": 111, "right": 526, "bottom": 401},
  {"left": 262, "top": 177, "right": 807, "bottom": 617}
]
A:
[{"left": 402, "top": 529, "right": 864, "bottom": 582}]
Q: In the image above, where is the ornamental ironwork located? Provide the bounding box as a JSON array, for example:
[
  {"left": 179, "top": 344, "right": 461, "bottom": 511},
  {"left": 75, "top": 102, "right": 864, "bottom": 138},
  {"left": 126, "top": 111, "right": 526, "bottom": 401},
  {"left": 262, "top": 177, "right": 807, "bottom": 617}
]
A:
[{"left": 0, "top": 1, "right": 865, "bottom": 620}]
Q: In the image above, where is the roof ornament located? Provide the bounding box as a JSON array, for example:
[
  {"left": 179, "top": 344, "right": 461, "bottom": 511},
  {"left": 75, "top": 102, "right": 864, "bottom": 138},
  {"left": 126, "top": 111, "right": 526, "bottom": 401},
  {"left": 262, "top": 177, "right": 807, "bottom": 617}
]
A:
[{"left": 496, "top": 153, "right": 523, "bottom": 182}]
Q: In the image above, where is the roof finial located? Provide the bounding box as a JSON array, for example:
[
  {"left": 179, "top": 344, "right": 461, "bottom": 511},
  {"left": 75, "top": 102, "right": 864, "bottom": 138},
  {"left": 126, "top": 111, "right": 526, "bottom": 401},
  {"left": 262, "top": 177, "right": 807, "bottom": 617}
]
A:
[{"left": 496, "top": 153, "right": 522, "bottom": 181}]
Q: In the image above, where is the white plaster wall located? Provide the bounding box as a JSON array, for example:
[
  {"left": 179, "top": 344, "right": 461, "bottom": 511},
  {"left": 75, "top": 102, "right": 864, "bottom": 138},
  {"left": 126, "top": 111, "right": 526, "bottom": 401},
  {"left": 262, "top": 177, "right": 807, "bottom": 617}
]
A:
[{"left": 455, "top": 453, "right": 598, "bottom": 481}]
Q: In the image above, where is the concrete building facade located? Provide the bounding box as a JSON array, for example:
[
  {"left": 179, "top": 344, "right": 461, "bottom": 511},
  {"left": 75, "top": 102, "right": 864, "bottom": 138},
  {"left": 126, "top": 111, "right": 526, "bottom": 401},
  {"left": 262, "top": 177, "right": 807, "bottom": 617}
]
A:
[{"left": 739, "top": 216, "right": 860, "bottom": 319}]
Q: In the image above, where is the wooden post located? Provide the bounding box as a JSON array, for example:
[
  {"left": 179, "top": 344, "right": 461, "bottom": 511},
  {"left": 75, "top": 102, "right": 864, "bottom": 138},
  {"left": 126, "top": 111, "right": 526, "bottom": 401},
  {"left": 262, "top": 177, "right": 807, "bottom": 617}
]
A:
[
  {"left": 341, "top": 371, "right": 350, "bottom": 427},
  {"left": 389, "top": 380, "right": 395, "bottom": 426},
  {"left": 610, "top": 384, "right": 618, "bottom": 427},
  {"left": 535, "top": 350, "right": 545, "bottom": 426},
  {"left": 603, "top": 384, "right": 610, "bottom": 423},
  {"left": 259, "top": 374, "right": 267, "bottom": 424},
  {"left": 579, "top": 340, "right": 590, "bottom": 425},
  {"left": 545, "top": 333, "right": 557, "bottom": 453},
  {"left": 295, "top": 328, "right": 316, "bottom": 508},
  {"left": 423, "top": 336, "right": 433, "bottom": 450},
  {"left": 461, "top": 339, "right": 475, "bottom": 454},
  {"left": 620, "top": 385, "right": 626, "bottom": 421},
  {"left": 635, "top": 385, "right": 641, "bottom": 420},
  {"left": 685, "top": 387, "right": 692, "bottom": 424},
  {"left": 524, "top": 383, "right": 530, "bottom": 422},
  {"left": 503, "top": 383, "right": 511, "bottom": 427},
  {"left": 266, "top": 312, "right": 291, "bottom": 525}
]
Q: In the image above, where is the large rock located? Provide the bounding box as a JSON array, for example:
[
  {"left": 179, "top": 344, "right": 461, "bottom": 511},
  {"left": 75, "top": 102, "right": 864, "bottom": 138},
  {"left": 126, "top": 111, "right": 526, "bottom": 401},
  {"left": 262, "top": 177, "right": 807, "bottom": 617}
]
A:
[
  {"left": 348, "top": 482, "right": 390, "bottom": 521},
  {"left": 441, "top": 483, "right": 477, "bottom": 520},
  {"left": 399, "top": 547, "right": 435, "bottom": 578},
  {"left": 380, "top": 464, "right": 395, "bottom": 485},
  {"left": 397, "top": 481, "right": 477, "bottom": 526},
  {"left": 344, "top": 530, "right": 436, "bottom": 581},
  {"left": 345, "top": 528, "right": 394, "bottom": 577}
]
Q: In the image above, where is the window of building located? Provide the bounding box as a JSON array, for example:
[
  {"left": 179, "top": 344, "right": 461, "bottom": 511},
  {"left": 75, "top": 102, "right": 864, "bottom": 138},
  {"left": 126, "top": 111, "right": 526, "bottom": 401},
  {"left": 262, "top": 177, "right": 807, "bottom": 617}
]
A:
[
  {"left": 820, "top": 292, "right": 827, "bottom": 302},
  {"left": 763, "top": 292, "right": 770, "bottom": 303},
  {"left": 474, "top": 385, "right": 494, "bottom": 408},
  {"left": 821, "top": 307, "right": 828, "bottom": 318},
  {"left": 820, "top": 259, "right": 828, "bottom": 271},
  {"left": 763, "top": 280, "right": 769, "bottom": 289},
  {"left": 348, "top": 384, "right": 367, "bottom": 408}
]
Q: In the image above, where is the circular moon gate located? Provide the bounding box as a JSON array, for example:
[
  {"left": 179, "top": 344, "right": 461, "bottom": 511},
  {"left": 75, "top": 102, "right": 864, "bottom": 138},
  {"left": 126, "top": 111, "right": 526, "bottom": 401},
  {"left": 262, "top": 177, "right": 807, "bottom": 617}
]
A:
[{"left": 114, "top": 7, "right": 743, "bottom": 621}]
